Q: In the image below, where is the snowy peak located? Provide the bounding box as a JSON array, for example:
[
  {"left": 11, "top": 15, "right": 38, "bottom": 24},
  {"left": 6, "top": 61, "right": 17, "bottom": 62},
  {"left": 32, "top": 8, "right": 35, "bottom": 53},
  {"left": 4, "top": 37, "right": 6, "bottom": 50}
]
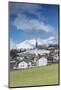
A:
[
  {"left": 17, "top": 39, "right": 36, "bottom": 49},
  {"left": 16, "top": 37, "right": 58, "bottom": 49},
  {"left": 17, "top": 39, "right": 48, "bottom": 49}
]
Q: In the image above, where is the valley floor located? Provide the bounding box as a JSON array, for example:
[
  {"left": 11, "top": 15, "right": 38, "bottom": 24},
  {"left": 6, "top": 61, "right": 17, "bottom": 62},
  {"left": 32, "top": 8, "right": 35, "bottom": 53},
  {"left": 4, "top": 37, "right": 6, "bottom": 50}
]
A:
[{"left": 9, "top": 64, "right": 59, "bottom": 87}]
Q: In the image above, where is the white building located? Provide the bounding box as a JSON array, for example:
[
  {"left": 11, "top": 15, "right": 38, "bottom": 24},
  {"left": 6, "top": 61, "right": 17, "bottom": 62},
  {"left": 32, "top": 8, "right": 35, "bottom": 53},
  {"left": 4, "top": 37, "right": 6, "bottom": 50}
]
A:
[
  {"left": 18, "top": 61, "right": 28, "bottom": 69},
  {"left": 17, "top": 56, "right": 24, "bottom": 60},
  {"left": 37, "top": 57, "right": 47, "bottom": 66},
  {"left": 28, "top": 62, "right": 32, "bottom": 68},
  {"left": 53, "top": 53, "right": 59, "bottom": 63}
]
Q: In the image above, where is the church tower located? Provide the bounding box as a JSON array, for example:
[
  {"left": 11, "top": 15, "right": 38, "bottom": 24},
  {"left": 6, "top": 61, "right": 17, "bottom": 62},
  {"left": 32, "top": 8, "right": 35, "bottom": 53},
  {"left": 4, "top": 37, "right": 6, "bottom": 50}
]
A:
[{"left": 36, "top": 39, "right": 38, "bottom": 49}]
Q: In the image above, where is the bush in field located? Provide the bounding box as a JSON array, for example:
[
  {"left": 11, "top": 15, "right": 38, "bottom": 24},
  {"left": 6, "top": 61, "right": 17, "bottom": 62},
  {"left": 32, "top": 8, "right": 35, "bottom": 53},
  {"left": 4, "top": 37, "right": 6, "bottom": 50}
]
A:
[
  {"left": 10, "top": 49, "right": 19, "bottom": 70},
  {"left": 10, "top": 49, "right": 18, "bottom": 59},
  {"left": 47, "top": 49, "right": 55, "bottom": 64}
]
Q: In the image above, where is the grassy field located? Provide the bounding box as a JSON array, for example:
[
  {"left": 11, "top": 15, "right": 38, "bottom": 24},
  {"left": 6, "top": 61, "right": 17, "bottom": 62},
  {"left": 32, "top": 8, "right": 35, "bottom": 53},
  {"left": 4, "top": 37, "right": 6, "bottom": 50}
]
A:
[{"left": 9, "top": 64, "right": 59, "bottom": 87}]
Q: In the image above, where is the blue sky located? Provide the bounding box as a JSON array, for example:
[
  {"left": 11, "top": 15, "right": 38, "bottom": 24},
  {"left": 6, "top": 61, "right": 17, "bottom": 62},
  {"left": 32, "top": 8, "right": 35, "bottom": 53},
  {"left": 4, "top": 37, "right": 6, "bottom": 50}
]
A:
[{"left": 9, "top": 2, "right": 59, "bottom": 44}]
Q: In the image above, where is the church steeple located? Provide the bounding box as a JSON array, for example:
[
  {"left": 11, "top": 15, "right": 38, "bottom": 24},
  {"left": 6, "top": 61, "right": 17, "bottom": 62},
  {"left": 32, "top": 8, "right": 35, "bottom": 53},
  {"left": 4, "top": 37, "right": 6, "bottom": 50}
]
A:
[{"left": 36, "top": 39, "right": 38, "bottom": 48}]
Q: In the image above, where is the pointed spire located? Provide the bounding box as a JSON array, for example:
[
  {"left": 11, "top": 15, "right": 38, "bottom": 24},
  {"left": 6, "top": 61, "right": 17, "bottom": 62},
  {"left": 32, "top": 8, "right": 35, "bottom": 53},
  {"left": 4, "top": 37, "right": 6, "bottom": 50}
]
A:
[{"left": 36, "top": 39, "right": 38, "bottom": 48}]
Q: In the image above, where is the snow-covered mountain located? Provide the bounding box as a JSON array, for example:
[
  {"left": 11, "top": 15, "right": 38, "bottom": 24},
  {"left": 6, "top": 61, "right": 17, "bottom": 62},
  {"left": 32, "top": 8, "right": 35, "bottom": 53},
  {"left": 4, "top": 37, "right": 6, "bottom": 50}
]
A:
[
  {"left": 17, "top": 39, "right": 36, "bottom": 49},
  {"left": 17, "top": 38, "right": 57, "bottom": 49}
]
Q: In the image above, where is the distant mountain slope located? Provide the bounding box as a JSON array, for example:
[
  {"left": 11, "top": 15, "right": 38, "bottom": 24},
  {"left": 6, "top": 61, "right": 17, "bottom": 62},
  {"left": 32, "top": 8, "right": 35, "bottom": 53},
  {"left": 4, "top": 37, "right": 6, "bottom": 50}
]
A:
[
  {"left": 17, "top": 38, "right": 58, "bottom": 49},
  {"left": 17, "top": 39, "right": 35, "bottom": 49}
]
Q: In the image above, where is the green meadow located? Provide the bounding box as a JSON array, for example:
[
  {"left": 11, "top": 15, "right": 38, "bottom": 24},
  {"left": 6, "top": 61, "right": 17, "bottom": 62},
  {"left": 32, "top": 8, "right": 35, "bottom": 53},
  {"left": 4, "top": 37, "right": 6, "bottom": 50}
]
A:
[{"left": 10, "top": 64, "right": 59, "bottom": 87}]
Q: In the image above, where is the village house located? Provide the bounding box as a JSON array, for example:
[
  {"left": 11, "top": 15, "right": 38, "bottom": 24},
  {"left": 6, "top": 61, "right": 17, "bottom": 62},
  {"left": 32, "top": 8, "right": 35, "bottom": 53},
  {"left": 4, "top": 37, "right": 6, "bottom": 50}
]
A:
[
  {"left": 36, "top": 57, "right": 48, "bottom": 66},
  {"left": 18, "top": 61, "right": 28, "bottom": 69},
  {"left": 10, "top": 39, "right": 59, "bottom": 70}
]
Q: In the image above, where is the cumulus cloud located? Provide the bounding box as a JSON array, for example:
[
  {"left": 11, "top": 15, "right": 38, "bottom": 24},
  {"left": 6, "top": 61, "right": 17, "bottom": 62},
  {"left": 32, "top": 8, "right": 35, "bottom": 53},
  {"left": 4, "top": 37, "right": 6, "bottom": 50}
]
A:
[
  {"left": 47, "top": 36, "right": 55, "bottom": 41},
  {"left": 13, "top": 15, "right": 54, "bottom": 33},
  {"left": 9, "top": 2, "right": 42, "bottom": 17}
]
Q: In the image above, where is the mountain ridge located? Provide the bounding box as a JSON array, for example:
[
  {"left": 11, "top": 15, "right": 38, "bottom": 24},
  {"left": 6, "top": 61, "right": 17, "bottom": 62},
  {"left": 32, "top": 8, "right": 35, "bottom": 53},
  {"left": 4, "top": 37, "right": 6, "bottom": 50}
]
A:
[{"left": 16, "top": 38, "right": 58, "bottom": 49}]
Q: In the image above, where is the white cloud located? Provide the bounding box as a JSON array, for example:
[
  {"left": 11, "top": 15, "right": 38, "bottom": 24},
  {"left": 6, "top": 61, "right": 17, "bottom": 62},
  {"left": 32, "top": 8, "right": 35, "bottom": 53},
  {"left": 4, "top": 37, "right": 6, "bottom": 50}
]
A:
[
  {"left": 13, "top": 15, "right": 54, "bottom": 33},
  {"left": 47, "top": 36, "right": 55, "bottom": 40},
  {"left": 10, "top": 3, "right": 42, "bottom": 17}
]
